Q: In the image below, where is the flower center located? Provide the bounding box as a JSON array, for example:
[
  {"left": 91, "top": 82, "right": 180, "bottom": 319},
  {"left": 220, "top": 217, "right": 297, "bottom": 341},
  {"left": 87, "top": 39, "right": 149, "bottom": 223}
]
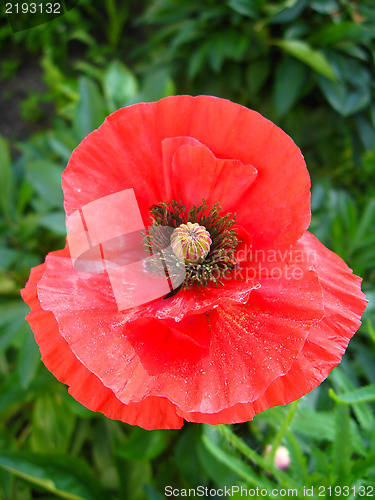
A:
[
  {"left": 143, "top": 199, "right": 239, "bottom": 292},
  {"left": 170, "top": 222, "right": 212, "bottom": 263}
]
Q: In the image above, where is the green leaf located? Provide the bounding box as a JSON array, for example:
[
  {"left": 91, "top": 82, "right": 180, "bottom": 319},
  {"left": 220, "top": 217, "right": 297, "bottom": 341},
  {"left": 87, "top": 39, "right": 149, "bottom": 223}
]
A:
[
  {"left": 60, "top": 392, "right": 94, "bottom": 419},
  {"left": 31, "top": 394, "right": 76, "bottom": 454},
  {"left": 16, "top": 180, "right": 34, "bottom": 215},
  {"left": 227, "top": 0, "right": 259, "bottom": 19},
  {"left": 353, "top": 342, "right": 375, "bottom": 384},
  {"left": 0, "top": 135, "right": 13, "bottom": 218},
  {"left": 103, "top": 61, "right": 139, "bottom": 113},
  {"left": 334, "top": 42, "right": 368, "bottom": 60},
  {"left": 329, "top": 385, "right": 375, "bottom": 405},
  {"left": 25, "top": 160, "right": 64, "bottom": 208},
  {"left": 309, "top": 22, "right": 372, "bottom": 46},
  {"left": 317, "top": 53, "right": 371, "bottom": 116},
  {"left": 73, "top": 77, "right": 107, "bottom": 141},
  {"left": 91, "top": 420, "right": 118, "bottom": 488},
  {"left": 285, "top": 431, "right": 308, "bottom": 482},
  {"left": 274, "top": 57, "right": 307, "bottom": 116},
  {"left": 310, "top": 0, "right": 338, "bottom": 14},
  {"left": 355, "top": 115, "right": 375, "bottom": 150},
  {"left": 311, "top": 447, "right": 331, "bottom": 478},
  {"left": 68, "top": 29, "right": 96, "bottom": 48},
  {"left": 0, "top": 372, "right": 29, "bottom": 412},
  {"left": 120, "top": 461, "right": 152, "bottom": 500},
  {"left": 330, "top": 369, "right": 375, "bottom": 432},
  {"left": 205, "top": 425, "right": 302, "bottom": 491},
  {"left": 47, "top": 134, "right": 74, "bottom": 163},
  {"left": 318, "top": 76, "right": 371, "bottom": 117},
  {"left": 116, "top": 428, "right": 168, "bottom": 461},
  {"left": 208, "top": 35, "right": 225, "bottom": 72},
  {"left": 0, "top": 300, "right": 29, "bottom": 330},
  {"left": 353, "top": 200, "right": 375, "bottom": 249},
  {"left": 247, "top": 59, "right": 270, "bottom": 96},
  {"left": 175, "top": 426, "right": 208, "bottom": 487},
  {"left": 39, "top": 212, "right": 67, "bottom": 236},
  {"left": 292, "top": 408, "right": 334, "bottom": 441},
  {"left": 274, "top": 40, "right": 336, "bottom": 80},
  {"left": 137, "top": 69, "right": 175, "bottom": 102},
  {"left": 0, "top": 273, "right": 18, "bottom": 294},
  {"left": 222, "top": 30, "right": 249, "bottom": 61},
  {"left": 268, "top": 0, "right": 309, "bottom": 24},
  {"left": 18, "top": 333, "right": 41, "bottom": 389},
  {"left": 291, "top": 407, "right": 366, "bottom": 456},
  {"left": 169, "top": 20, "right": 201, "bottom": 51},
  {"left": 332, "top": 404, "right": 352, "bottom": 485},
  {"left": 0, "top": 246, "right": 21, "bottom": 270},
  {"left": 0, "top": 452, "right": 103, "bottom": 500},
  {"left": 144, "top": 484, "right": 165, "bottom": 500},
  {"left": 200, "top": 425, "right": 266, "bottom": 488},
  {"left": 352, "top": 453, "right": 375, "bottom": 481},
  {"left": 0, "top": 312, "right": 29, "bottom": 355},
  {"left": 17, "top": 213, "right": 42, "bottom": 244},
  {"left": 188, "top": 43, "right": 210, "bottom": 79}
]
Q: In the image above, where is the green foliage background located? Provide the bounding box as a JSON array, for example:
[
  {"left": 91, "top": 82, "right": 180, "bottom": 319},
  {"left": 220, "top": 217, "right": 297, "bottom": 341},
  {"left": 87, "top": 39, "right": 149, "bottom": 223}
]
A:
[{"left": 1, "top": 0, "right": 375, "bottom": 498}]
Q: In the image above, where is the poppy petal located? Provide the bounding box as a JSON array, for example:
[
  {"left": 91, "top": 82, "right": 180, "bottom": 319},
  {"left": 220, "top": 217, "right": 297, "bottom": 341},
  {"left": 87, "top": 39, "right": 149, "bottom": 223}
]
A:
[
  {"left": 63, "top": 96, "right": 310, "bottom": 248},
  {"left": 35, "top": 243, "right": 323, "bottom": 414},
  {"left": 162, "top": 136, "right": 202, "bottom": 200},
  {"left": 21, "top": 257, "right": 183, "bottom": 430},
  {"left": 168, "top": 143, "right": 257, "bottom": 212},
  {"left": 130, "top": 278, "right": 260, "bottom": 323},
  {"left": 175, "top": 232, "right": 367, "bottom": 424}
]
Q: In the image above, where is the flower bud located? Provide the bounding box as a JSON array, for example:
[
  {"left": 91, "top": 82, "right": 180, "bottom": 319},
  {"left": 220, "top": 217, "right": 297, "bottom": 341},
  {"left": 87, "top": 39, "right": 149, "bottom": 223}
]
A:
[{"left": 265, "top": 445, "right": 291, "bottom": 471}]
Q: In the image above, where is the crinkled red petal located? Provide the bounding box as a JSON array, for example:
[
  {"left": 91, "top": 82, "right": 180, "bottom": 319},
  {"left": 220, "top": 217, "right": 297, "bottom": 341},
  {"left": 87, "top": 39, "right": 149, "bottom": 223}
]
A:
[
  {"left": 21, "top": 256, "right": 183, "bottom": 430},
  {"left": 175, "top": 232, "right": 367, "bottom": 424},
  {"left": 130, "top": 278, "right": 260, "bottom": 323},
  {"left": 22, "top": 229, "right": 366, "bottom": 427},
  {"left": 168, "top": 142, "right": 257, "bottom": 213},
  {"left": 62, "top": 96, "right": 310, "bottom": 248},
  {"left": 34, "top": 241, "right": 324, "bottom": 414}
]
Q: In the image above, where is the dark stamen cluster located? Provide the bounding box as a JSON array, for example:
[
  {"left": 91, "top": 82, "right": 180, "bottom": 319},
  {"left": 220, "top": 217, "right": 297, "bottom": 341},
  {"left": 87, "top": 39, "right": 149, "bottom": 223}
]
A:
[{"left": 143, "top": 200, "right": 239, "bottom": 292}]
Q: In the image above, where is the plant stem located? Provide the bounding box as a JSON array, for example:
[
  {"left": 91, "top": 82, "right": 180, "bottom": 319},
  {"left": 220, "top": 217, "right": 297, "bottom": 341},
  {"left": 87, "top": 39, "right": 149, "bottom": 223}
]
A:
[
  {"left": 269, "top": 400, "right": 300, "bottom": 463},
  {"left": 217, "top": 424, "right": 301, "bottom": 490}
]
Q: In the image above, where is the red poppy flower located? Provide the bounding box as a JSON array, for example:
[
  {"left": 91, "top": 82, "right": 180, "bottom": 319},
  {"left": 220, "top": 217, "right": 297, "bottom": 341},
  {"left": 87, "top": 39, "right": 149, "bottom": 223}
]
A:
[{"left": 21, "top": 96, "right": 367, "bottom": 430}]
